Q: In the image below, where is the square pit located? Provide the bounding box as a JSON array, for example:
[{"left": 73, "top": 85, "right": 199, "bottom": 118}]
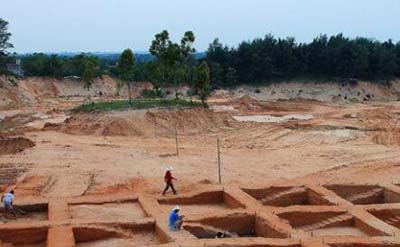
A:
[
  {"left": 329, "top": 243, "right": 399, "bottom": 247},
  {"left": 368, "top": 208, "right": 400, "bottom": 229},
  {"left": 325, "top": 185, "right": 400, "bottom": 205},
  {"left": 242, "top": 186, "right": 332, "bottom": 207},
  {"left": 73, "top": 224, "right": 165, "bottom": 247},
  {"left": 158, "top": 190, "right": 244, "bottom": 217},
  {"left": 0, "top": 227, "right": 48, "bottom": 247},
  {"left": 0, "top": 203, "right": 48, "bottom": 224},
  {"left": 69, "top": 201, "right": 147, "bottom": 222},
  {"left": 183, "top": 213, "right": 287, "bottom": 239},
  {"left": 278, "top": 210, "right": 385, "bottom": 237}
]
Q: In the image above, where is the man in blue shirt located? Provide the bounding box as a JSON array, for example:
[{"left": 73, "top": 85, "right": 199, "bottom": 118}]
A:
[
  {"left": 169, "top": 205, "right": 184, "bottom": 231},
  {"left": 1, "top": 190, "right": 17, "bottom": 218}
]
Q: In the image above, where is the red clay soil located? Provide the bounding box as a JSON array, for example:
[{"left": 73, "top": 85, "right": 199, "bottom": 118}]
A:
[
  {"left": 3, "top": 78, "right": 400, "bottom": 246},
  {"left": 1, "top": 185, "right": 400, "bottom": 247}
]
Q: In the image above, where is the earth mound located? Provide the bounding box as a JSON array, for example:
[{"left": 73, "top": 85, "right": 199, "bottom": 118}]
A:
[
  {"left": 62, "top": 108, "right": 239, "bottom": 137},
  {"left": 0, "top": 135, "right": 35, "bottom": 155}
]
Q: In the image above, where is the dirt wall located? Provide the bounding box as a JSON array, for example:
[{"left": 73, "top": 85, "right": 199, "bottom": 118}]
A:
[
  {"left": 0, "top": 136, "right": 35, "bottom": 155},
  {"left": 0, "top": 227, "right": 48, "bottom": 245}
]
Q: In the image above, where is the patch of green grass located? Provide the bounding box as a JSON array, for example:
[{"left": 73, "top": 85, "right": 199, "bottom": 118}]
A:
[
  {"left": 0, "top": 121, "right": 17, "bottom": 131},
  {"left": 73, "top": 98, "right": 202, "bottom": 112}
]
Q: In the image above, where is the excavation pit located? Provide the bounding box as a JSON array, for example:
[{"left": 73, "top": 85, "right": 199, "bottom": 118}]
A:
[
  {"left": 278, "top": 210, "right": 385, "bottom": 237},
  {"left": 69, "top": 201, "right": 147, "bottom": 222},
  {"left": 0, "top": 227, "right": 47, "bottom": 247},
  {"left": 242, "top": 186, "right": 332, "bottom": 207},
  {"left": 158, "top": 190, "right": 244, "bottom": 216},
  {"left": 324, "top": 185, "right": 400, "bottom": 205},
  {"left": 73, "top": 224, "right": 164, "bottom": 247},
  {"left": 368, "top": 208, "right": 400, "bottom": 229},
  {"left": 183, "top": 212, "right": 287, "bottom": 239},
  {"left": 0, "top": 203, "right": 48, "bottom": 224},
  {"left": 329, "top": 243, "right": 400, "bottom": 247}
]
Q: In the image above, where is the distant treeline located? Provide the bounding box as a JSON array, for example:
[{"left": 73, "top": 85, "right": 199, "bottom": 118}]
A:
[
  {"left": 18, "top": 34, "right": 400, "bottom": 86},
  {"left": 18, "top": 52, "right": 205, "bottom": 79},
  {"left": 205, "top": 34, "right": 400, "bottom": 86},
  {"left": 18, "top": 53, "right": 155, "bottom": 77}
]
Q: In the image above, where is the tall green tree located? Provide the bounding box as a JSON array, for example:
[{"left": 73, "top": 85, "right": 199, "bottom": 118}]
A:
[
  {"left": 149, "top": 30, "right": 175, "bottom": 83},
  {"left": 83, "top": 59, "right": 98, "bottom": 91},
  {"left": 194, "top": 61, "right": 211, "bottom": 107},
  {"left": 117, "top": 49, "right": 136, "bottom": 103},
  {"left": 149, "top": 30, "right": 196, "bottom": 98},
  {"left": 0, "top": 18, "right": 13, "bottom": 74},
  {"left": 395, "top": 42, "right": 400, "bottom": 77},
  {"left": 0, "top": 18, "right": 12, "bottom": 54}
]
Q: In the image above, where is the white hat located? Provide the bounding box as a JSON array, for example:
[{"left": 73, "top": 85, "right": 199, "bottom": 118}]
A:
[
  {"left": 166, "top": 166, "right": 173, "bottom": 171},
  {"left": 172, "top": 205, "right": 180, "bottom": 211}
]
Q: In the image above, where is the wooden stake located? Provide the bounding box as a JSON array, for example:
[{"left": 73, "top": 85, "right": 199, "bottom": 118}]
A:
[
  {"left": 154, "top": 121, "right": 158, "bottom": 139},
  {"left": 175, "top": 124, "right": 179, "bottom": 156},
  {"left": 217, "top": 138, "right": 221, "bottom": 184}
]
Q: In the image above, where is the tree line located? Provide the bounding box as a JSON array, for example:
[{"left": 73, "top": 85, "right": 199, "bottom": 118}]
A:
[
  {"left": 205, "top": 34, "right": 400, "bottom": 86},
  {"left": 2, "top": 16, "right": 400, "bottom": 103},
  {"left": 14, "top": 34, "right": 400, "bottom": 88}
]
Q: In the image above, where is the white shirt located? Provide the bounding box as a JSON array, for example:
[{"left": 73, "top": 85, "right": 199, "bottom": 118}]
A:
[{"left": 3, "top": 193, "right": 14, "bottom": 204}]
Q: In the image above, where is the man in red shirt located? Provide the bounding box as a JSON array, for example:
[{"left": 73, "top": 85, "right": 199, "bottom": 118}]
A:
[{"left": 163, "top": 166, "right": 177, "bottom": 195}]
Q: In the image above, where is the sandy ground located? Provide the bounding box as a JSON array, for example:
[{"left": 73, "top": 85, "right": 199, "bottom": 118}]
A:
[
  {"left": 76, "top": 233, "right": 160, "bottom": 247},
  {"left": 69, "top": 202, "right": 147, "bottom": 221},
  {"left": 2, "top": 78, "right": 400, "bottom": 247},
  {"left": 1, "top": 77, "right": 400, "bottom": 202},
  {"left": 1, "top": 101, "right": 400, "bottom": 200}
]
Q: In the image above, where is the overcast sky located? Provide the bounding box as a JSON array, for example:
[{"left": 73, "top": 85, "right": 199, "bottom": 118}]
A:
[{"left": 1, "top": 0, "right": 400, "bottom": 53}]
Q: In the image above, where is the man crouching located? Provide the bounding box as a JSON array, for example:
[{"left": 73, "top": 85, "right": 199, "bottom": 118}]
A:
[
  {"left": 169, "top": 205, "right": 184, "bottom": 231},
  {"left": 1, "top": 190, "right": 17, "bottom": 218}
]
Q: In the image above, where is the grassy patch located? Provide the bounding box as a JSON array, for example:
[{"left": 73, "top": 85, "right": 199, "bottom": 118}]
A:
[
  {"left": 0, "top": 121, "right": 17, "bottom": 131},
  {"left": 73, "top": 99, "right": 201, "bottom": 112}
]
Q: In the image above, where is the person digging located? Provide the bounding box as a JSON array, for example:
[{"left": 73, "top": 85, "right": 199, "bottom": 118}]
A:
[
  {"left": 1, "top": 190, "right": 17, "bottom": 218},
  {"left": 169, "top": 205, "right": 185, "bottom": 231},
  {"left": 162, "top": 166, "right": 177, "bottom": 196}
]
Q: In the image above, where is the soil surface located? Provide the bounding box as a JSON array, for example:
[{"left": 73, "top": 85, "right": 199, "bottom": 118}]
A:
[
  {"left": 1, "top": 76, "right": 400, "bottom": 246},
  {"left": 1, "top": 77, "right": 400, "bottom": 198},
  {"left": 69, "top": 202, "right": 146, "bottom": 221}
]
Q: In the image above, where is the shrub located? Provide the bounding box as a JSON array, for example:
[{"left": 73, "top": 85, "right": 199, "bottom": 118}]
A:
[{"left": 141, "top": 88, "right": 164, "bottom": 98}]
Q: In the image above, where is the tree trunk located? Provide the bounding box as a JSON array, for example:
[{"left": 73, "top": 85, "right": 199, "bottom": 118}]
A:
[
  {"left": 175, "top": 81, "right": 179, "bottom": 100},
  {"left": 127, "top": 82, "right": 132, "bottom": 104}
]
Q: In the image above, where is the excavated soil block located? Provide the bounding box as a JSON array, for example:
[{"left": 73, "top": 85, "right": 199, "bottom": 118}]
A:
[
  {"left": 73, "top": 224, "right": 163, "bottom": 247},
  {"left": 0, "top": 227, "right": 47, "bottom": 246},
  {"left": 0, "top": 203, "right": 48, "bottom": 224},
  {"left": 242, "top": 186, "right": 332, "bottom": 207},
  {"left": 330, "top": 244, "right": 400, "bottom": 247},
  {"left": 183, "top": 213, "right": 286, "bottom": 239},
  {"left": 277, "top": 210, "right": 384, "bottom": 237},
  {"left": 158, "top": 190, "right": 244, "bottom": 216},
  {"left": 0, "top": 136, "right": 35, "bottom": 155},
  {"left": 368, "top": 208, "right": 400, "bottom": 229},
  {"left": 69, "top": 202, "right": 147, "bottom": 222},
  {"left": 325, "top": 185, "right": 400, "bottom": 205}
]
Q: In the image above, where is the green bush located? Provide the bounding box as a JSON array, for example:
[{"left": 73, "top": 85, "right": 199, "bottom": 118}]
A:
[
  {"left": 141, "top": 88, "right": 164, "bottom": 98},
  {"left": 73, "top": 98, "right": 200, "bottom": 112}
]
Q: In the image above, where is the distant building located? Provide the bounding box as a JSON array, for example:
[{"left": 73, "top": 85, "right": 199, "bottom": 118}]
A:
[{"left": 6, "top": 59, "right": 24, "bottom": 77}]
